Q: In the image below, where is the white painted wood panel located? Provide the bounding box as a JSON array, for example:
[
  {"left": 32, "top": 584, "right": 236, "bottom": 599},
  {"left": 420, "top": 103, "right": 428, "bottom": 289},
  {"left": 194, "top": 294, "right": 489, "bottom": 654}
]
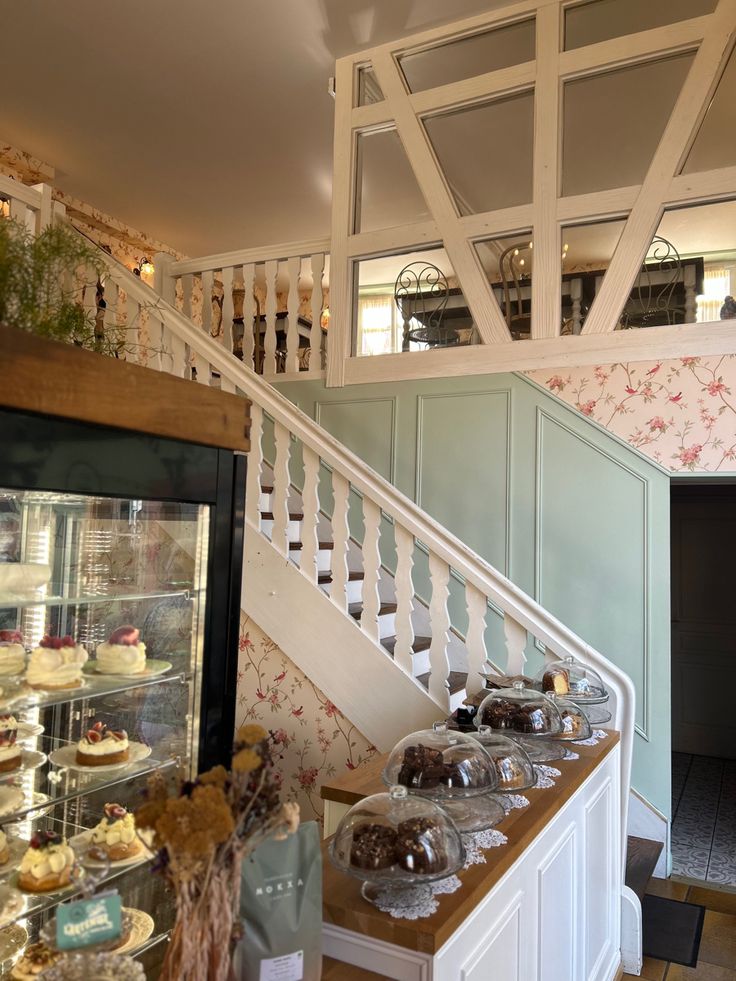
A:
[{"left": 538, "top": 827, "right": 577, "bottom": 981}]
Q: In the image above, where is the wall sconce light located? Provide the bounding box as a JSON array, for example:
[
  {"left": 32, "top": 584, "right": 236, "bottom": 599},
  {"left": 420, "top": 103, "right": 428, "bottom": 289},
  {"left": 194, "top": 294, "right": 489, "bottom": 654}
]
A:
[
  {"left": 320, "top": 306, "right": 331, "bottom": 331},
  {"left": 133, "top": 256, "right": 155, "bottom": 277}
]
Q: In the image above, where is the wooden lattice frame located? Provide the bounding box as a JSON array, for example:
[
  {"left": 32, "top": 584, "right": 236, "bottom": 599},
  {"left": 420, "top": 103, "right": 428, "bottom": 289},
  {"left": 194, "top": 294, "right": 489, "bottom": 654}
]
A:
[{"left": 327, "top": 0, "right": 736, "bottom": 386}]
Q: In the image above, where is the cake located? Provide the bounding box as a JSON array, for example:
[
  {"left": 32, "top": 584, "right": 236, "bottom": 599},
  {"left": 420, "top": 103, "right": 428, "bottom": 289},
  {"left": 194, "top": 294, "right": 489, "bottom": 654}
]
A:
[
  {"left": 395, "top": 817, "right": 446, "bottom": 874},
  {"left": 349, "top": 822, "right": 396, "bottom": 871},
  {"left": 18, "top": 831, "right": 75, "bottom": 892},
  {"left": 0, "top": 828, "right": 8, "bottom": 865},
  {"left": 76, "top": 721, "right": 129, "bottom": 767},
  {"left": 0, "top": 630, "right": 25, "bottom": 675},
  {"left": 26, "top": 635, "right": 88, "bottom": 690},
  {"left": 396, "top": 743, "right": 491, "bottom": 791},
  {"left": 559, "top": 709, "right": 584, "bottom": 737},
  {"left": 95, "top": 625, "right": 147, "bottom": 675},
  {"left": 90, "top": 802, "right": 142, "bottom": 861},
  {"left": 480, "top": 698, "right": 549, "bottom": 733},
  {"left": 542, "top": 665, "right": 570, "bottom": 695},
  {"left": 0, "top": 715, "right": 21, "bottom": 773},
  {"left": 10, "top": 941, "right": 62, "bottom": 979}
]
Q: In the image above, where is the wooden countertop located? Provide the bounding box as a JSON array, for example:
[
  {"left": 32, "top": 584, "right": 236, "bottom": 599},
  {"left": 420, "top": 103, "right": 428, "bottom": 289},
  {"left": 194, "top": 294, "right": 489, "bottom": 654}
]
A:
[
  {"left": 0, "top": 325, "right": 250, "bottom": 452},
  {"left": 321, "top": 732, "right": 620, "bottom": 954}
]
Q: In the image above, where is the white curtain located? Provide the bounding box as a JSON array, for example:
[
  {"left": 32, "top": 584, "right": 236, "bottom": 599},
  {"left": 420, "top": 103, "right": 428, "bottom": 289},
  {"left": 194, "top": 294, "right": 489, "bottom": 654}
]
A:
[
  {"left": 697, "top": 267, "right": 731, "bottom": 323},
  {"left": 357, "top": 294, "right": 399, "bottom": 356}
]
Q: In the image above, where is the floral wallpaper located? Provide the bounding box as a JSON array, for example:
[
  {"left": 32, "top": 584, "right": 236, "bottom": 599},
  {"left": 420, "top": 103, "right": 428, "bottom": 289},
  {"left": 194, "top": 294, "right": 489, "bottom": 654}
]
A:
[
  {"left": 527, "top": 355, "right": 736, "bottom": 473},
  {"left": 235, "top": 613, "right": 377, "bottom": 823}
]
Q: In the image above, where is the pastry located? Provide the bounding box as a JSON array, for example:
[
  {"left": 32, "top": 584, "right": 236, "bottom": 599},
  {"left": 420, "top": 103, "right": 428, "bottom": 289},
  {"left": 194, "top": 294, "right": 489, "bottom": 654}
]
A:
[
  {"left": 0, "top": 715, "right": 21, "bottom": 773},
  {"left": 90, "top": 802, "right": 142, "bottom": 861},
  {"left": 18, "top": 831, "right": 75, "bottom": 892},
  {"left": 26, "top": 635, "right": 88, "bottom": 690},
  {"left": 0, "top": 827, "right": 9, "bottom": 864},
  {"left": 559, "top": 709, "right": 584, "bottom": 737},
  {"left": 76, "top": 721, "right": 129, "bottom": 767},
  {"left": 0, "top": 630, "right": 25, "bottom": 675},
  {"left": 95, "top": 625, "right": 147, "bottom": 676},
  {"left": 350, "top": 822, "right": 396, "bottom": 871},
  {"left": 395, "top": 817, "right": 446, "bottom": 874},
  {"left": 10, "top": 941, "right": 62, "bottom": 979},
  {"left": 542, "top": 665, "right": 570, "bottom": 695}
]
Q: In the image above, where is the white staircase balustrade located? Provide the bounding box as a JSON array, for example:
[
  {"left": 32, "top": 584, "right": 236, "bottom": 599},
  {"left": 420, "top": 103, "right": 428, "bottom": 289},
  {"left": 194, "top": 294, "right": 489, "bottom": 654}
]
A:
[{"left": 0, "top": 174, "right": 54, "bottom": 235}]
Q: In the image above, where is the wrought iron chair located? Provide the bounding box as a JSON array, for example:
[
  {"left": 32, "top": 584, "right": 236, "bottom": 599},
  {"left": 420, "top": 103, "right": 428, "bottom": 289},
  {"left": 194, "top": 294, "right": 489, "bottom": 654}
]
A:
[
  {"left": 620, "top": 236, "right": 686, "bottom": 329},
  {"left": 394, "top": 262, "right": 458, "bottom": 350},
  {"left": 498, "top": 241, "right": 533, "bottom": 338}
]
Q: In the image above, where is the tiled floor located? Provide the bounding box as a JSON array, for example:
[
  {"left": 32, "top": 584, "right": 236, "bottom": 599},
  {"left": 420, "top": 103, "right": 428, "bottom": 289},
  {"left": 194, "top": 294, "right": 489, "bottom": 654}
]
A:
[
  {"left": 672, "top": 753, "right": 736, "bottom": 885},
  {"left": 624, "top": 878, "right": 736, "bottom": 981}
]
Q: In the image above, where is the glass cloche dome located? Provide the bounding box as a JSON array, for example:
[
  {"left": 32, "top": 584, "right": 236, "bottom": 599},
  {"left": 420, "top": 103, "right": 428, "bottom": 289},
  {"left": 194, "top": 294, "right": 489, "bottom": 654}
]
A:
[
  {"left": 534, "top": 656, "right": 608, "bottom": 704},
  {"left": 328, "top": 785, "right": 466, "bottom": 903},
  {"left": 545, "top": 693, "right": 592, "bottom": 742},
  {"left": 471, "top": 726, "right": 537, "bottom": 792},
  {"left": 475, "top": 681, "right": 564, "bottom": 737},
  {"left": 382, "top": 722, "right": 499, "bottom": 797}
]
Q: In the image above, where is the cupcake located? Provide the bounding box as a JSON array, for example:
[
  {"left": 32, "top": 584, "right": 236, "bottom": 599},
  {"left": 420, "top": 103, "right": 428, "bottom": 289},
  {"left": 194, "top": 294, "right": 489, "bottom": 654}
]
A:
[
  {"left": 26, "top": 635, "right": 88, "bottom": 690},
  {"left": 0, "top": 630, "right": 25, "bottom": 675},
  {"left": 0, "top": 715, "right": 21, "bottom": 773},
  {"left": 95, "top": 625, "right": 146, "bottom": 675},
  {"left": 90, "top": 803, "right": 142, "bottom": 862},
  {"left": 18, "top": 831, "right": 75, "bottom": 892},
  {"left": 10, "top": 941, "right": 61, "bottom": 979},
  {"left": 76, "top": 721, "right": 129, "bottom": 767}
]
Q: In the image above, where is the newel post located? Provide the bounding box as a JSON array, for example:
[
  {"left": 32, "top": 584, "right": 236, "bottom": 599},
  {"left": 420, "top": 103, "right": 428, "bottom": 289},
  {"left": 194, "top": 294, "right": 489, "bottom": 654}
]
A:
[{"left": 153, "top": 252, "right": 177, "bottom": 306}]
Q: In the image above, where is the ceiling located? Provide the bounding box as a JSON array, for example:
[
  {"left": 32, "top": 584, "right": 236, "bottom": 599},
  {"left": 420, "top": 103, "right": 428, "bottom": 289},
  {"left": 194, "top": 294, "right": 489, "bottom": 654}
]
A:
[{"left": 0, "top": 0, "right": 509, "bottom": 256}]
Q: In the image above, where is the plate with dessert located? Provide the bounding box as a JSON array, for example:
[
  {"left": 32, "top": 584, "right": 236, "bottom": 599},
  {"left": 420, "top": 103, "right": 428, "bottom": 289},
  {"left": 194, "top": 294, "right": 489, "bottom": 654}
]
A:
[
  {"left": 14, "top": 723, "right": 44, "bottom": 743},
  {"left": 0, "top": 788, "right": 25, "bottom": 820},
  {"left": 9, "top": 940, "right": 60, "bottom": 980},
  {"left": 0, "top": 715, "right": 46, "bottom": 775},
  {"left": 25, "top": 635, "right": 89, "bottom": 692},
  {"left": 11, "top": 831, "right": 78, "bottom": 895},
  {"left": 0, "top": 923, "right": 28, "bottom": 976},
  {"left": 70, "top": 803, "right": 152, "bottom": 868},
  {"left": 112, "top": 908, "right": 155, "bottom": 955},
  {"left": 0, "top": 632, "right": 26, "bottom": 679},
  {"left": 48, "top": 722, "right": 151, "bottom": 773},
  {"left": 0, "top": 830, "right": 28, "bottom": 875},
  {"left": 86, "top": 625, "right": 172, "bottom": 679}
]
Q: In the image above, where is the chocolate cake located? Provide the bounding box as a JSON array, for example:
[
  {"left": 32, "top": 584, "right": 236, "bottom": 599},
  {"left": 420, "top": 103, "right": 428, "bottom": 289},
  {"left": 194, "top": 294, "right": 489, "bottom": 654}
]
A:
[
  {"left": 480, "top": 698, "right": 550, "bottom": 733},
  {"left": 396, "top": 743, "right": 492, "bottom": 790},
  {"left": 349, "top": 822, "right": 397, "bottom": 871},
  {"left": 395, "top": 816, "right": 447, "bottom": 874}
]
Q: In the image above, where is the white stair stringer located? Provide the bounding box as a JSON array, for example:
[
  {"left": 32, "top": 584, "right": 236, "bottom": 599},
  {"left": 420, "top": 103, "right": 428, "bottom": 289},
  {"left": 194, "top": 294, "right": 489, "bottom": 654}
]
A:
[{"left": 243, "top": 521, "right": 443, "bottom": 750}]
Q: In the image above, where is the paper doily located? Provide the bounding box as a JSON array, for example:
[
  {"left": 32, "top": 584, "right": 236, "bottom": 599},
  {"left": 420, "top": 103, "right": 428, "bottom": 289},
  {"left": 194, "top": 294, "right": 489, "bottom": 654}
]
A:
[
  {"left": 563, "top": 749, "right": 580, "bottom": 760},
  {"left": 462, "top": 829, "right": 508, "bottom": 868},
  {"left": 533, "top": 764, "right": 561, "bottom": 788},
  {"left": 500, "top": 794, "right": 529, "bottom": 813},
  {"left": 573, "top": 728, "right": 608, "bottom": 746},
  {"left": 371, "top": 874, "right": 462, "bottom": 920}
]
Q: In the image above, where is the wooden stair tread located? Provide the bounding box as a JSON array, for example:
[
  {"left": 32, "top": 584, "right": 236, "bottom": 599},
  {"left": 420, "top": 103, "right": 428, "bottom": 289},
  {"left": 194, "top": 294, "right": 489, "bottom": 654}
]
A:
[
  {"left": 318, "top": 572, "right": 364, "bottom": 584},
  {"left": 261, "top": 511, "right": 304, "bottom": 521},
  {"left": 288, "top": 541, "right": 334, "bottom": 550},
  {"left": 625, "top": 835, "right": 663, "bottom": 902},
  {"left": 382, "top": 635, "right": 432, "bottom": 655},
  {"left": 415, "top": 670, "right": 468, "bottom": 696},
  {"left": 348, "top": 602, "right": 398, "bottom": 619}
]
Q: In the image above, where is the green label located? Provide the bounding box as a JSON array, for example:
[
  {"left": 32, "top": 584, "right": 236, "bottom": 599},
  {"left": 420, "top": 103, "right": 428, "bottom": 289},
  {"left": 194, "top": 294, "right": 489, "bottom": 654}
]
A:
[{"left": 56, "top": 892, "right": 122, "bottom": 950}]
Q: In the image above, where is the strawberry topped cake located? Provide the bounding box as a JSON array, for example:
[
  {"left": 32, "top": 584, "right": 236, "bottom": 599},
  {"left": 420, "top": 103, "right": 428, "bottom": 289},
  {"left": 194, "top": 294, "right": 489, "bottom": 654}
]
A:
[
  {"left": 95, "top": 625, "right": 147, "bottom": 675},
  {"left": 26, "top": 635, "right": 88, "bottom": 690},
  {"left": 0, "top": 630, "right": 25, "bottom": 675},
  {"left": 76, "top": 721, "right": 129, "bottom": 767},
  {"left": 0, "top": 715, "right": 21, "bottom": 773},
  {"left": 90, "top": 803, "right": 142, "bottom": 861}
]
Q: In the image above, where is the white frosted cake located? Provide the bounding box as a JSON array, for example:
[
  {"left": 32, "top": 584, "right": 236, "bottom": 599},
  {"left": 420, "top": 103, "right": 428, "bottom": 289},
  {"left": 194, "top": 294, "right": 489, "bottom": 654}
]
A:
[
  {"left": 76, "top": 722, "right": 129, "bottom": 766},
  {"left": 18, "top": 831, "right": 75, "bottom": 892},
  {"left": 95, "top": 625, "right": 146, "bottom": 675},
  {"left": 0, "top": 714, "right": 21, "bottom": 773},
  {"left": 26, "top": 636, "right": 88, "bottom": 690},
  {"left": 0, "top": 630, "right": 25, "bottom": 675},
  {"left": 90, "top": 803, "right": 141, "bottom": 861}
]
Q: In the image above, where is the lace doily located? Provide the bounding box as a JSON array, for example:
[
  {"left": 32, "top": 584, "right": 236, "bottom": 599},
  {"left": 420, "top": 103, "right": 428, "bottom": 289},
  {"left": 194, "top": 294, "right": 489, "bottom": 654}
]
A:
[
  {"left": 533, "top": 764, "right": 561, "bottom": 788},
  {"left": 573, "top": 728, "right": 608, "bottom": 746},
  {"left": 462, "top": 829, "right": 508, "bottom": 868},
  {"left": 371, "top": 874, "right": 462, "bottom": 919},
  {"left": 500, "top": 793, "right": 529, "bottom": 813},
  {"left": 563, "top": 749, "right": 579, "bottom": 760}
]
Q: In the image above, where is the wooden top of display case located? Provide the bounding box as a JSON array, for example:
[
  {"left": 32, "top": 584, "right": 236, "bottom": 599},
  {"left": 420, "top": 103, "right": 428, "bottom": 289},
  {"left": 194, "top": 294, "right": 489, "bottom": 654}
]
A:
[
  {"left": 321, "top": 731, "right": 620, "bottom": 954},
  {"left": 0, "top": 325, "right": 250, "bottom": 452}
]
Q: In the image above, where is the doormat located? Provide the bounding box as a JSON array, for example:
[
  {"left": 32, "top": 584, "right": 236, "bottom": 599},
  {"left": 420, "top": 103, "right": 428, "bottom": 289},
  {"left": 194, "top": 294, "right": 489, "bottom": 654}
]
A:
[{"left": 642, "top": 894, "right": 705, "bottom": 968}]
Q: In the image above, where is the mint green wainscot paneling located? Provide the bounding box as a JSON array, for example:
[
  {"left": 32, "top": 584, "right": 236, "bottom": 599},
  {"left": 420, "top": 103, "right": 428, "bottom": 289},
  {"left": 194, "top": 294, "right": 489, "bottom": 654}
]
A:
[{"left": 277, "top": 372, "right": 671, "bottom": 818}]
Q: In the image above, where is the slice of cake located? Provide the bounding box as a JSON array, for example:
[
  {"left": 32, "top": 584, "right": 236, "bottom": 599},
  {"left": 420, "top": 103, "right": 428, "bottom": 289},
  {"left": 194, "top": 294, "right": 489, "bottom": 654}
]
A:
[
  {"left": 76, "top": 722, "right": 129, "bottom": 767},
  {"left": 95, "top": 625, "right": 146, "bottom": 675}
]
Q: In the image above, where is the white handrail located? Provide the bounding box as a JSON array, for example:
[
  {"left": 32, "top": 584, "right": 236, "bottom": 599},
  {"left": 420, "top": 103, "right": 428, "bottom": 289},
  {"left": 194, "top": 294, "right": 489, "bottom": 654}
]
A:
[{"left": 168, "top": 236, "right": 331, "bottom": 277}]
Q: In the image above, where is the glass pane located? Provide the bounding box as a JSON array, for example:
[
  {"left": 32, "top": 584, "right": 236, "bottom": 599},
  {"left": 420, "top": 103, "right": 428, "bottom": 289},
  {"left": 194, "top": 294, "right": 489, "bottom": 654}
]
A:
[
  {"left": 559, "top": 219, "right": 626, "bottom": 333},
  {"left": 616, "top": 199, "right": 735, "bottom": 327},
  {"left": 353, "top": 247, "right": 476, "bottom": 355},
  {"left": 356, "top": 65, "right": 383, "bottom": 105},
  {"left": 425, "top": 91, "right": 534, "bottom": 214},
  {"left": 354, "top": 128, "right": 431, "bottom": 233},
  {"left": 475, "top": 232, "right": 534, "bottom": 340},
  {"left": 682, "top": 46, "right": 736, "bottom": 174},
  {"left": 565, "top": 0, "right": 717, "bottom": 50},
  {"left": 562, "top": 53, "right": 694, "bottom": 196},
  {"left": 399, "top": 19, "right": 535, "bottom": 92}
]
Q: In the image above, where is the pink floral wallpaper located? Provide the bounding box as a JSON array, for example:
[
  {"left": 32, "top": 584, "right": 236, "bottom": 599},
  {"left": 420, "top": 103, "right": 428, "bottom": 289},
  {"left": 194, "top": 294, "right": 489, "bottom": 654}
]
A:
[
  {"left": 236, "top": 613, "right": 377, "bottom": 823},
  {"left": 527, "top": 355, "right": 736, "bottom": 473}
]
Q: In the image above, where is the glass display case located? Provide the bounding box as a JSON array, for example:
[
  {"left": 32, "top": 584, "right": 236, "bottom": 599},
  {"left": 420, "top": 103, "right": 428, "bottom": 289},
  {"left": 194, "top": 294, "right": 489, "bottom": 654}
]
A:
[{"left": 0, "top": 405, "right": 246, "bottom": 978}]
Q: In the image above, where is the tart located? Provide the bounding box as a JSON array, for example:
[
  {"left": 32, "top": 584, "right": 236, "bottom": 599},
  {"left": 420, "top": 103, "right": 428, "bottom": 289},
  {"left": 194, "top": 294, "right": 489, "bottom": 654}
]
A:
[
  {"left": 76, "top": 721, "right": 129, "bottom": 767},
  {"left": 90, "top": 802, "right": 142, "bottom": 862},
  {"left": 10, "top": 941, "right": 61, "bottom": 979},
  {"left": 0, "top": 630, "right": 25, "bottom": 676},
  {"left": 18, "top": 831, "right": 75, "bottom": 893},
  {"left": 26, "top": 635, "right": 88, "bottom": 690},
  {"left": 95, "top": 625, "right": 147, "bottom": 676},
  {"left": 0, "top": 715, "right": 21, "bottom": 773}
]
